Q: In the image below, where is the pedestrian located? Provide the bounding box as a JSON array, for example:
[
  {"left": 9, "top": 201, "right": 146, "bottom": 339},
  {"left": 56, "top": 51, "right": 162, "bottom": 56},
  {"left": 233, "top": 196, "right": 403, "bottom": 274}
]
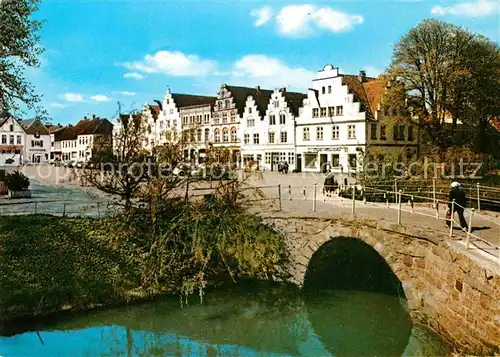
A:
[{"left": 447, "top": 181, "right": 468, "bottom": 230}]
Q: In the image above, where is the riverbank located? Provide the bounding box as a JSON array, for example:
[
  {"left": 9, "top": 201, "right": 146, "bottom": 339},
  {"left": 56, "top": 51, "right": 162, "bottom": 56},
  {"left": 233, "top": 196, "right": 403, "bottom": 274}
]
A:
[{"left": 0, "top": 214, "right": 150, "bottom": 328}]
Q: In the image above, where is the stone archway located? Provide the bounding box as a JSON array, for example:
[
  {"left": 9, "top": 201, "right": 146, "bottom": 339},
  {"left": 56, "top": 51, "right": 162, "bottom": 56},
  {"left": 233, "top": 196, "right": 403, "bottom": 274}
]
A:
[{"left": 303, "top": 237, "right": 405, "bottom": 297}]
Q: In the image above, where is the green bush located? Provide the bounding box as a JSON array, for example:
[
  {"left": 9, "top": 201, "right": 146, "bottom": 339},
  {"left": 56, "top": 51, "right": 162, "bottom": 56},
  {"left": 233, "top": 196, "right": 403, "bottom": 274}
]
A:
[{"left": 5, "top": 171, "right": 30, "bottom": 191}]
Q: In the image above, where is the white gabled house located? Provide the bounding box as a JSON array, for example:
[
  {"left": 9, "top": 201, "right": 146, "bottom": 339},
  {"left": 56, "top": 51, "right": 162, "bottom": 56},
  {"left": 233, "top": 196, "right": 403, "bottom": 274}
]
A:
[
  {"left": 295, "top": 65, "right": 419, "bottom": 174},
  {"left": 20, "top": 118, "right": 51, "bottom": 164},
  {"left": 240, "top": 88, "right": 306, "bottom": 171},
  {"left": 0, "top": 115, "right": 25, "bottom": 166}
]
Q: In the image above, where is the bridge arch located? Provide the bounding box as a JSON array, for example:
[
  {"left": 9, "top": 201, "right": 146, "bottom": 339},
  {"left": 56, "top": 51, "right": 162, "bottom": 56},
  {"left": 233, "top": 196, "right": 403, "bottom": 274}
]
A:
[{"left": 303, "top": 236, "right": 406, "bottom": 298}]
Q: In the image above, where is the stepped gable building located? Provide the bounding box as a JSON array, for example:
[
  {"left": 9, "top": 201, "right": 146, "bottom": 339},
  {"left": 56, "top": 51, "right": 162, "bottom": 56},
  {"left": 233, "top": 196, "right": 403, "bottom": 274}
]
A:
[
  {"left": 147, "top": 90, "right": 216, "bottom": 162},
  {"left": 212, "top": 84, "right": 273, "bottom": 164},
  {"left": 295, "top": 65, "right": 418, "bottom": 173},
  {"left": 240, "top": 87, "right": 306, "bottom": 171}
]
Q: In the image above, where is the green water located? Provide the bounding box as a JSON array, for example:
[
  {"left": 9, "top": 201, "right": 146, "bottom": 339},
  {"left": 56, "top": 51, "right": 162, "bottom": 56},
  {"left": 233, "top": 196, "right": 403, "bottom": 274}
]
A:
[{"left": 0, "top": 283, "right": 451, "bottom": 356}]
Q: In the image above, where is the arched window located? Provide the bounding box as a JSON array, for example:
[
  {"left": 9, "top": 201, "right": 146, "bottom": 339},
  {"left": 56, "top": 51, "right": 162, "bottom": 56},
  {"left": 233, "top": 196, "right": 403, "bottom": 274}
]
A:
[
  {"left": 197, "top": 129, "right": 202, "bottom": 142},
  {"left": 204, "top": 128, "right": 210, "bottom": 142},
  {"left": 214, "top": 129, "right": 221, "bottom": 143},
  {"left": 231, "top": 127, "right": 237, "bottom": 142},
  {"left": 223, "top": 128, "right": 229, "bottom": 142}
]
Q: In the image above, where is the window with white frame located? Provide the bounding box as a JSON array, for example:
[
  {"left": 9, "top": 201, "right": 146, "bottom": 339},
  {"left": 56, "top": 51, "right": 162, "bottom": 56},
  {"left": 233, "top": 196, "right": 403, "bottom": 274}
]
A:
[
  {"left": 16, "top": 135, "right": 21, "bottom": 144},
  {"left": 214, "top": 129, "right": 221, "bottom": 143},
  {"left": 312, "top": 108, "right": 319, "bottom": 118},
  {"left": 328, "top": 85, "right": 332, "bottom": 93},
  {"left": 328, "top": 107, "right": 335, "bottom": 117},
  {"left": 303, "top": 127, "right": 310, "bottom": 141},
  {"left": 321, "top": 108, "right": 327, "bottom": 117},
  {"left": 274, "top": 101, "right": 279, "bottom": 108},
  {"left": 223, "top": 128, "right": 229, "bottom": 142},
  {"left": 204, "top": 128, "right": 210, "bottom": 142},
  {"left": 287, "top": 152, "right": 295, "bottom": 165},
  {"left": 231, "top": 128, "right": 237, "bottom": 142},
  {"left": 316, "top": 126, "right": 324, "bottom": 140},
  {"left": 336, "top": 106, "right": 344, "bottom": 116},
  {"left": 244, "top": 134, "right": 250, "bottom": 144},
  {"left": 253, "top": 133, "right": 260, "bottom": 144},
  {"left": 247, "top": 118, "right": 255, "bottom": 127},
  {"left": 332, "top": 125, "right": 339, "bottom": 139},
  {"left": 222, "top": 113, "right": 228, "bottom": 124},
  {"left": 268, "top": 132, "right": 275, "bottom": 144},
  {"left": 9, "top": 135, "right": 14, "bottom": 144},
  {"left": 265, "top": 152, "right": 271, "bottom": 164},
  {"left": 279, "top": 114, "right": 286, "bottom": 125},
  {"left": 348, "top": 125, "right": 356, "bottom": 139},
  {"left": 269, "top": 115, "right": 276, "bottom": 125},
  {"left": 1, "top": 135, "right": 6, "bottom": 144},
  {"left": 280, "top": 131, "right": 287, "bottom": 143}
]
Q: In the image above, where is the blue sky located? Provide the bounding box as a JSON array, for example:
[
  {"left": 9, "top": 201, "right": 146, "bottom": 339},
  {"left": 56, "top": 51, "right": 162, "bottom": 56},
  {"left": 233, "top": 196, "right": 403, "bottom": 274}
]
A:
[{"left": 26, "top": 0, "right": 499, "bottom": 125}]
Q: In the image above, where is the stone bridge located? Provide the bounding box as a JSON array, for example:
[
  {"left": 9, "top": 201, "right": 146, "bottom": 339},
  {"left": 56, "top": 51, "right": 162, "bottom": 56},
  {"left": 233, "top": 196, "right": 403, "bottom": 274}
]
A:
[{"left": 262, "top": 211, "right": 500, "bottom": 356}]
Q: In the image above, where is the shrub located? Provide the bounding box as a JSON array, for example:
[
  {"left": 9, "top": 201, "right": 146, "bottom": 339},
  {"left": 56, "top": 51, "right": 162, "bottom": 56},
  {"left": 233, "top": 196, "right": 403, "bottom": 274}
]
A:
[{"left": 5, "top": 171, "right": 30, "bottom": 191}]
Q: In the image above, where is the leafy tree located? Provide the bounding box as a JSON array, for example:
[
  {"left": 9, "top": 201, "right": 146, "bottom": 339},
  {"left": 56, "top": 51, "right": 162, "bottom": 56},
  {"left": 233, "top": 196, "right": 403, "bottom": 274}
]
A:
[
  {"left": 0, "top": 0, "right": 44, "bottom": 115},
  {"left": 388, "top": 19, "right": 500, "bottom": 154}
]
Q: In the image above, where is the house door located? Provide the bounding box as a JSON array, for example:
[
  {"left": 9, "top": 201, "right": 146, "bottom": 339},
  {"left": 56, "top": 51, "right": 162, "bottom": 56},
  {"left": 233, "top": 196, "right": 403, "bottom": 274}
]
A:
[
  {"left": 296, "top": 154, "right": 302, "bottom": 172},
  {"left": 319, "top": 154, "right": 328, "bottom": 173},
  {"left": 270, "top": 152, "right": 279, "bottom": 171}
]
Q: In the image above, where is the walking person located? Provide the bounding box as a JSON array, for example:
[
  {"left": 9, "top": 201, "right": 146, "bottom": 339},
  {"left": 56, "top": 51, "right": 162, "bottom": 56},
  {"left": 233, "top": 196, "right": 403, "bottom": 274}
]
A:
[{"left": 447, "top": 182, "right": 468, "bottom": 230}]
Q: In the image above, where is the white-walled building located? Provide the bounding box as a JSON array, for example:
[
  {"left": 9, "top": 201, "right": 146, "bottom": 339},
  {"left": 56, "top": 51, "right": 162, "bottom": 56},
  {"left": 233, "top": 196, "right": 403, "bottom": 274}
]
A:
[
  {"left": 52, "top": 117, "right": 113, "bottom": 163},
  {"left": 20, "top": 119, "right": 51, "bottom": 164},
  {"left": 240, "top": 88, "right": 306, "bottom": 171},
  {"left": 295, "top": 65, "right": 418, "bottom": 173},
  {"left": 0, "top": 116, "right": 26, "bottom": 166}
]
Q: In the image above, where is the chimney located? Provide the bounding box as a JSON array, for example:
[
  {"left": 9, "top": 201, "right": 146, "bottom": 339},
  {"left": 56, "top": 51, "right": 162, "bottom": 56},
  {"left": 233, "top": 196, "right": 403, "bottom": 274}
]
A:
[{"left": 358, "top": 70, "right": 366, "bottom": 83}]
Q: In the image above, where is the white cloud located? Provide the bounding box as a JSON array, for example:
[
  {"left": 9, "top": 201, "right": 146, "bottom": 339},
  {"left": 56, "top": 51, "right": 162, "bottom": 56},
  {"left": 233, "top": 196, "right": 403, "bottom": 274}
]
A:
[
  {"left": 276, "top": 5, "right": 364, "bottom": 37},
  {"left": 251, "top": 6, "right": 273, "bottom": 27},
  {"left": 276, "top": 5, "right": 316, "bottom": 36},
  {"left": 312, "top": 8, "right": 364, "bottom": 32},
  {"left": 91, "top": 95, "right": 111, "bottom": 102},
  {"left": 50, "top": 102, "right": 65, "bottom": 109},
  {"left": 119, "top": 91, "right": 136, "bottom": 96},
  {"left": 231, "top": 55, "right": 314, "bottom": 91},
  {"left": 124, "top": 50, "right": 216, "bottom": 77},
  {"left": 123, "top": 72, "right": 145, "bottom": 80},
  {"left": 61, "top": 93, "right": 84, "bottom": 102},
  {"left": 431, "top": 0, "right": 499, "bottom": 17}
]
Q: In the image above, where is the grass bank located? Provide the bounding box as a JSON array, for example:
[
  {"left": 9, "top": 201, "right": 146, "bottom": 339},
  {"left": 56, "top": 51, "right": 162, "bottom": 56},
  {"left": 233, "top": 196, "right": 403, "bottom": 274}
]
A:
[
  {"left": 0, "top": 215, "right": 151, "bottom": 329},
  {"left": 0, "top": 208, "right": 289, "bottom": 331}
]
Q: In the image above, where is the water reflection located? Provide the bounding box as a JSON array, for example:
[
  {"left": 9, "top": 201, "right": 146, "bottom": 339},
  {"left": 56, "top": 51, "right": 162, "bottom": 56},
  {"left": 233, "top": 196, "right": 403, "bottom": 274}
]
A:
[{"left": 1, "top": 283, "right": 451, "bottom": 356}]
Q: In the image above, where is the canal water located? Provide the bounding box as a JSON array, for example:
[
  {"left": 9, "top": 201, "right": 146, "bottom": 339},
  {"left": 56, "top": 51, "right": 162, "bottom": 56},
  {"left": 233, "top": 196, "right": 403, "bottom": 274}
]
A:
[{"left": 1, "top": 283, "right": 452, "bottom": 356}]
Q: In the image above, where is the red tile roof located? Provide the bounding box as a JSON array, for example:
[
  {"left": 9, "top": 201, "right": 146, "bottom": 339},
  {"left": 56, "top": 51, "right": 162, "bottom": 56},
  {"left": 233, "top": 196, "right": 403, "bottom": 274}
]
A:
[{"left": 341, "top": 74, "right": 388, "bottom": 120}]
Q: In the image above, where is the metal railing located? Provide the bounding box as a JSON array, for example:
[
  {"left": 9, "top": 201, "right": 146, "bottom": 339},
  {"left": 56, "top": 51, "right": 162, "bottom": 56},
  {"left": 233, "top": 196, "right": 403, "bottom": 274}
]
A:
[{"left": 1, "top": 181, "right": 498, "bottom": 270}]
